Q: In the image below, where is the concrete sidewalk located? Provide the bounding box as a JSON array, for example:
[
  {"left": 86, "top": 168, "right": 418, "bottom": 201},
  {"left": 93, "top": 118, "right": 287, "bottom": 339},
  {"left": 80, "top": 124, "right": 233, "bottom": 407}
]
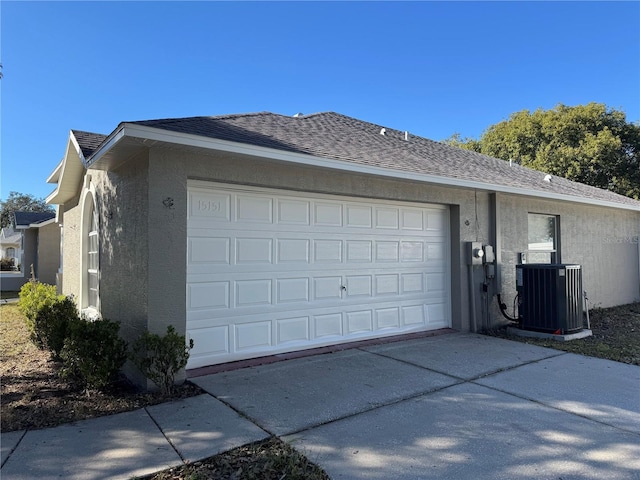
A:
[{"left": 2, "top": 333, "right": 639, "bottom": 479}]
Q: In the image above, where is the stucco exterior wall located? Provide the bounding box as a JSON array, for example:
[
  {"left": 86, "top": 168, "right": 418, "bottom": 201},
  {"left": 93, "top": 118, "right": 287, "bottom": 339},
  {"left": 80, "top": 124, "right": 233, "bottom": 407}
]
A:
[
  {"left": 93, "top": 154, "right": 150, "bottom": 344},
  {"left": 36, "top": 222, "right": 61, "bottom": 285},
  {"left": 61, "top": 196, "right": 82, "bottom": 300},
  {"left": 499, "top": 194, "right": 640, "bottom": 310}
]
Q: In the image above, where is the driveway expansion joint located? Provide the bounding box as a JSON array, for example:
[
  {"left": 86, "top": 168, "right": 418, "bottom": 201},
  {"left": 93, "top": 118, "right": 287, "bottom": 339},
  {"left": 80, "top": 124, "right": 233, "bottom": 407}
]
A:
[
  {"left": 144, "top": 406, "right": 186, "bottom": 464},
  {"left": 0, "top": 430, "right": 26, "bottom": 468}
]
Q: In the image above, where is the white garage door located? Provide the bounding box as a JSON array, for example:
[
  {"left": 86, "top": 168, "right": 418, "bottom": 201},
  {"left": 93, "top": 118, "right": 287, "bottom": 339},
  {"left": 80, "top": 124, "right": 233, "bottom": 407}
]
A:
[{"left": 186, "top": 182, "right": 450, "bottom": 369}]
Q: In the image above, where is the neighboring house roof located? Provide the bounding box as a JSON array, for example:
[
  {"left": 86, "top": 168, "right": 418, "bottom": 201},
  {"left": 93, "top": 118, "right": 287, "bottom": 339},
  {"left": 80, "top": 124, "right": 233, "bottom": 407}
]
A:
[
  {"left": 14, "top": 211, "right": 56, "bottom": 229},
  {"left": 66, "top": 111, "right": 640, "bottom": 211},
  {"left": 0, "top": 227, "right": 22, "bottom": 245}
]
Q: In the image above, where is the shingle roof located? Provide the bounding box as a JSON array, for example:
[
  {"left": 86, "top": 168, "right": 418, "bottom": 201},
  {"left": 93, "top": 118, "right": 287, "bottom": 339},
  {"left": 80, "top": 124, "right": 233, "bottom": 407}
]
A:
[
  {"left": 0, "top": 227, "right": 21, "bottom": 244},
  {"left": 72, "top": 130, "right": 107, "bottom": 160},
  {"left": 14, "top": 211, "right": 55, "bottom": 228},
  {"left": 79, "top": 111, "right": 640, "bottom": 209}
]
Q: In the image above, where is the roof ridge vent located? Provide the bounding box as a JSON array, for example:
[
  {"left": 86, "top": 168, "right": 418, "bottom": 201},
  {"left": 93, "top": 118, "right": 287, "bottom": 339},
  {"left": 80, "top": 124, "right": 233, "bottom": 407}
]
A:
[{"left": 293, "top": 113, "right": 304, "bottom": 118}]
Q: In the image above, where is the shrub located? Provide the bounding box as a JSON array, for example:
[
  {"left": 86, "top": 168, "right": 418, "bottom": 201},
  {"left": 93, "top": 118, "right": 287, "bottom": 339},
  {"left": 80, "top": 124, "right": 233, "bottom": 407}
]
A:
[
  {"left": 130, "top": 325, "right": 193, "bottom": 394},
  {"left": 0, "top": 257, "right": 15, "bottom": 271},
  {"left": 18, "top": 281, "right": 63, "bottom": 345},
  {"left": 33, "top": 297, "right": 78, "bottom": 360},
  {"left": 60, "top": 317, "right": 128, "bottom": 392}
]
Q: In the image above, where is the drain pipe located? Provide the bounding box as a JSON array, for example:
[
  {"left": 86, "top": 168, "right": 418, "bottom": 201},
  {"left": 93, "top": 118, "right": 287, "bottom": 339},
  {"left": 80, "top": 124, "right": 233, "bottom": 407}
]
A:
[{"left": 584, "top": 290, "right": 591, "bottom": 329}]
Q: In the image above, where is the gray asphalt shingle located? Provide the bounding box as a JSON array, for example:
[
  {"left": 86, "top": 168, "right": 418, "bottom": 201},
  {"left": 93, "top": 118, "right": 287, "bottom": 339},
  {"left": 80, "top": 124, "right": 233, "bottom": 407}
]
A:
[{"left": 73, "top": 111, "right": 640, "bottom": 209}]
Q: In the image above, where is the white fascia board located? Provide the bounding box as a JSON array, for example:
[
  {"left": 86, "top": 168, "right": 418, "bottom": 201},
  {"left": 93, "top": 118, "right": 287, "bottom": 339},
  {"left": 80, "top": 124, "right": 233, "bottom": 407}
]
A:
[
  {"left": 46, "top": 135, "right": 87, "bottom": 205},
  {"left": 31, "top": 218, "right": 56, "bottom": 229},
  {"left": 46, "top": 159, "right": 64, "bottom": 184},
  {"left": 69, "top": 131, "right": 88, "bottom": 164},
  {"left": 92, "top": 123, "right": 640, "bottom": 213},
  {"left": 85, "top": 126, "right": 126, "bottom": 168}
]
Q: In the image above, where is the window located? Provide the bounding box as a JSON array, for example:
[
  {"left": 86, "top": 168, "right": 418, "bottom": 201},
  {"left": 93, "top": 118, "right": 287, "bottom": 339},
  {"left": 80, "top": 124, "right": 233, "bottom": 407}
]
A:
[
  {"left": 6, "top": 247, "right": 15, "bottom": 258},
  {"left": 81, "top": 187, "right": 100, "bottom": 313},
  {"left": 87, "top": 207, "right": 99, "bottom": 309},
  {"left": 528, "top": 213, "right": 559, "bottom": 263}
]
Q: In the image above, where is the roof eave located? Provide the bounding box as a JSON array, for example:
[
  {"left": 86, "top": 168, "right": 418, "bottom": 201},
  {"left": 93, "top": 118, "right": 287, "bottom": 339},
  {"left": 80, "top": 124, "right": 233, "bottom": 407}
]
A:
[
  {"left": 46, "top": 132, "right": 88, "bottom": 205},
  {"left": 87, "top": 123, "right": 640, "bottom": 213}
]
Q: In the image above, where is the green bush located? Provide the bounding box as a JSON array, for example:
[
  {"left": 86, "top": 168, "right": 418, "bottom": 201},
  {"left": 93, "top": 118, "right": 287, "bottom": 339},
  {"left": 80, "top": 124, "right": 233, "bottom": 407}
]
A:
[
  {"left": 0, "top": 257, "right": 15, "bottom": 271},
  {"left": 60, "top": 317, "right": 128, "bottom": 392},
  {"left": 130, "top": 325, "right": 193, "bottom": 394},
  {"left": 18, "top": 281, "right": 64, "bottom": 345},
  {"left": 33, "top": 297, "right": 78, "bottom": 360}
]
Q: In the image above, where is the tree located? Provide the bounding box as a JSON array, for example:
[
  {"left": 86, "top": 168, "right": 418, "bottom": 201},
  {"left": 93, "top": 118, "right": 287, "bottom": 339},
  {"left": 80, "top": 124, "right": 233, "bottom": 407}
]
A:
[
  {"left": 442, "top": 133, "right": 482, "bottom": 153},
  {"left": 0, "top": 192, "right": 54, "bottom": 228},
  {"left": 445, "top": 103, "right": 640, "bottom": 200}
]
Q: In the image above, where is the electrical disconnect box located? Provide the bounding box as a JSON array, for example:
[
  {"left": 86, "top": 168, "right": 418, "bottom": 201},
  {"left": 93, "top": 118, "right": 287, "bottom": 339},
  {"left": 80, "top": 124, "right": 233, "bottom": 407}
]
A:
[{"left": 483, "top": 245, "right": 495, "bottom": 264}]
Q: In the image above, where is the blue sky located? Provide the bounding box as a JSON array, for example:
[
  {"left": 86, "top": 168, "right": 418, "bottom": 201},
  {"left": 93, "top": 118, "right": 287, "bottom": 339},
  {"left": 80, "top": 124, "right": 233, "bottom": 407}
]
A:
[{"left": 1, "top": 1, "right": 639, "bottom": 201}]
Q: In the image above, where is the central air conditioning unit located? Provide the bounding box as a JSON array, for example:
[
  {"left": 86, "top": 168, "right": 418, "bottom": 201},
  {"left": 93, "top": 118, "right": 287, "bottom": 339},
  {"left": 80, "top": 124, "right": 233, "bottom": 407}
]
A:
[{"left": 516, "top": 264, "right": 583, "bottom": 334}]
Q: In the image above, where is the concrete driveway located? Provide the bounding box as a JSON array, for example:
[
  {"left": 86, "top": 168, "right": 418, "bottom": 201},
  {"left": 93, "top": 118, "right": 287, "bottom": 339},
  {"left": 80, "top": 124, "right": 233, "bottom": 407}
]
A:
[{"left": 193, "top": 333, "right": 640, "bottom": 480}]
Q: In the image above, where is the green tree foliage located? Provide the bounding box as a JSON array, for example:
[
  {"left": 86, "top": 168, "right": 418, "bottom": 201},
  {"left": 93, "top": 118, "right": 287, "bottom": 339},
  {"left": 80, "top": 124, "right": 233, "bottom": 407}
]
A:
[
  {"left": 0, "top": 191, "right": 54, "bottom": 228},
  {"left": 445, "top": 103, "right": 640, "bottom": 199},
  {"left": 442, "top": 132, "right": 482, "bottom": 153}
]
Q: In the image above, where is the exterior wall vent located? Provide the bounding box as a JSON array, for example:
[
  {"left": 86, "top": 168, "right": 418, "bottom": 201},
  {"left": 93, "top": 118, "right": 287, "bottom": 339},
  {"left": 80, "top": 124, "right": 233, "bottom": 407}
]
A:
[{"left": 516, "top": 264, "right": 583, "bottom": 334}]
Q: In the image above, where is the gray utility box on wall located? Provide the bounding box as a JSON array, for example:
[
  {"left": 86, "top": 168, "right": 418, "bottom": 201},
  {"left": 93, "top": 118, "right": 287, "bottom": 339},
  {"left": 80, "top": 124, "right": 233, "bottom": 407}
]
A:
[{"left": 516, "top": 264, "right": 583, "bottom": 334}]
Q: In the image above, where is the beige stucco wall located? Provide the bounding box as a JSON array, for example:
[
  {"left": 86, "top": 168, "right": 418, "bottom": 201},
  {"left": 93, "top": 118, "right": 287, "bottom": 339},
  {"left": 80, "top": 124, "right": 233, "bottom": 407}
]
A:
[
  {"left": 92, "top": 155, "right": 150, "bottom": 343},
  {"left": 36, "top": 222, "right": 61, "bottom": 285},
  {"left": 61, "top": 195, "right": 82, "bottom": 301},
  {"left": 499, "top": 194, "right": 640, "bottom": 311}
]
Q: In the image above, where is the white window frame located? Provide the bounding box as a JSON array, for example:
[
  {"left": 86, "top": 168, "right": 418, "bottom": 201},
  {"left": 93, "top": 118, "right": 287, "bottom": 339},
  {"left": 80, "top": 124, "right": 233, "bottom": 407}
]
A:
[
  {"left": 527, "top": 213, "right": 560, "bottom": 264},
  {"left": 80, "top": 180, "right": 100, "bottom": 316}
]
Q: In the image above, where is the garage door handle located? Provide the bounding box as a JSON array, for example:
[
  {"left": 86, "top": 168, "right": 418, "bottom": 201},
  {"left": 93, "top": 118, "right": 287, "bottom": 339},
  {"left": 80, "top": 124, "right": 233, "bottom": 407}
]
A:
[{"left": 340, "top": 285, "right": 347, "bottom": 291}]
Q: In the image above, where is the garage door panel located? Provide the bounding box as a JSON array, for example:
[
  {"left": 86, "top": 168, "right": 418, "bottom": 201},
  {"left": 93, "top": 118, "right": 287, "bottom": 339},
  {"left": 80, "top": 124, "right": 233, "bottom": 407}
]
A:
[
  {"left": 235, "top": 321, "right": 272, "bottom": 351},
  {"left": 402, "top": 305, "right": 425, "bottom": 325},
  {"left": 188, "top": 325, "right": 230, "bottom": 359},
  {"left": 187, "top": 183, "right": 450, "bottom": 368},
  {"left": 314, "top": 202, "right": 343, "bottom": 226},
  {"left": 187, "top": 282, "right": 230, "bottom": 310},
  {"left": 346, "top": 205, "right": 373, "bottom": 228},
  {"left": 277, "top": 316, "right": 311, "bottom": 344},
  {"left": 346, "top": 310, "right": 373, "bottom": 333},
  {"left": 236, "top": 194, "right": 273, "bottom": 223},
  {"left": 188, "top": 237, "right": 231, "bottom": 265},
  {"left": 376, "top": 307, "right": 401, "bottom": 329},
  {"left": 188, "top": 191, "right": 232, "bottom": 223},
  {"left": 314, "top": 239, "right": 343, "bottom": 262},
  {"left": 277, "top": 239, "right": 310, "bottom": 263},
  {"left": 276, "top": 278, "right": 310, "bottom": 303},
  {"left": 277, "top": 199, "right": 311, "bottom": 225},
  {"left": 426, "top": 303, "right": 448, "bottom": 327},
  {"left": 345, "top": 275, "right": 372, "bottom": 297}
]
